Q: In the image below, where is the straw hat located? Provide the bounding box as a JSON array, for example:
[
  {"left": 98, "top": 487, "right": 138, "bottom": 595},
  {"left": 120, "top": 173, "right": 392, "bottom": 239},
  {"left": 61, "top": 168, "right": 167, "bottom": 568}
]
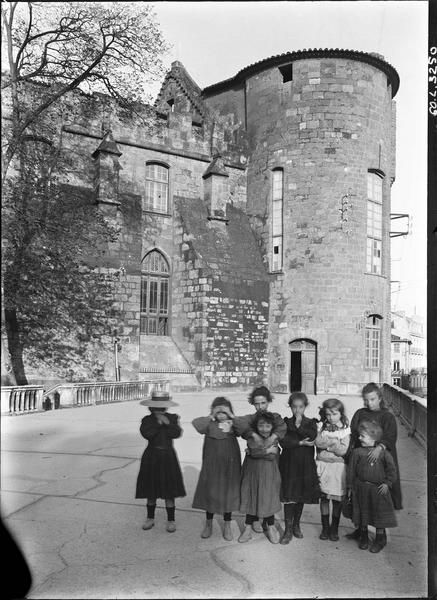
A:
[{"left": 139, "top": 390, "right": 178, "bottom": 408}]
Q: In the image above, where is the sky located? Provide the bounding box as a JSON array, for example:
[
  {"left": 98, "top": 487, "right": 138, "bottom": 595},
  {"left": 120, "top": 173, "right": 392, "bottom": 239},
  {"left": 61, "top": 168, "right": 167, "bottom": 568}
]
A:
[{"left": 148, "top": 0, "right": 428, "bottom": 322}]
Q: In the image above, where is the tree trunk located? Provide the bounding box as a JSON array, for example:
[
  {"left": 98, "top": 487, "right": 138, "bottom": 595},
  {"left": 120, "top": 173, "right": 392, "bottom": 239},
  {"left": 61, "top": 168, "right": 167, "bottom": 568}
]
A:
[{"left": 5, "top": 308, "right": 28, "bottom": 385}]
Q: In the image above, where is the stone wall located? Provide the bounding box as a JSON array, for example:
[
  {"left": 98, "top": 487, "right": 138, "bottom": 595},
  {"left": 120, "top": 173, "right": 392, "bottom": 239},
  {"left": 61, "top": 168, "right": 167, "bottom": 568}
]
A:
[{"left": 204, "top": 54, "right": 396, "bottom": 393}]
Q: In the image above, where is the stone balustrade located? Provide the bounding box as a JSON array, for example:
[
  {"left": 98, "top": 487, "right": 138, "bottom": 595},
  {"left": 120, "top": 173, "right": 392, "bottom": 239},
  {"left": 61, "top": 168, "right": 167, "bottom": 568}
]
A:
[
  {"left": 382, "top": 383, "right": 426, "bottom": 447},
  {"left": 1, "top": 379, "right": 170, "bottom": 415},
  {"left": 1, "top": 385, "right": 45, "bottom": 414}
]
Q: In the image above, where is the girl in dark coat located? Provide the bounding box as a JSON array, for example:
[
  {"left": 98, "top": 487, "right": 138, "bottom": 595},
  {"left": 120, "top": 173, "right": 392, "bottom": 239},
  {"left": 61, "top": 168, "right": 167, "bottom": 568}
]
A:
[
  {"left": 192, "top": 397, "right": 241, "bottom": 541},
  {"left": 347, "top": 420, "right": 398, "bottom": 553},
  {"left": 135, "top": 391, "right": 186, "bottom": 533},
  {"left": 279, "top": 392, "right": 320, "bottom": 544},
  {"left": 346, "top": 382, "right": 402, "bottom": 540}
]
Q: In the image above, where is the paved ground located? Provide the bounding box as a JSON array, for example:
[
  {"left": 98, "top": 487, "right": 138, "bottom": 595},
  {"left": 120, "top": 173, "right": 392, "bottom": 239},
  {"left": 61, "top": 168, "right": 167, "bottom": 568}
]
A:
[{"left": 1, "top": 390, "right": 427, "bottom": 599}]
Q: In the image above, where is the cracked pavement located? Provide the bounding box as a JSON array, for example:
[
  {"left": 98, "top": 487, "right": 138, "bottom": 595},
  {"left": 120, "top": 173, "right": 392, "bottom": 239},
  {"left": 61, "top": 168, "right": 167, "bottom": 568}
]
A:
[{"left": 1, "top": 390, "right": 427, "bottom": 598}]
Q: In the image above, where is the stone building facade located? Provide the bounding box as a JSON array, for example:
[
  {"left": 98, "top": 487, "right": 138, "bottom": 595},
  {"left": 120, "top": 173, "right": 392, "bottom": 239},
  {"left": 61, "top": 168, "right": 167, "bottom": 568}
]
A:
[{"left": 21, "top": 49, "right": 400, "bottom": 393}]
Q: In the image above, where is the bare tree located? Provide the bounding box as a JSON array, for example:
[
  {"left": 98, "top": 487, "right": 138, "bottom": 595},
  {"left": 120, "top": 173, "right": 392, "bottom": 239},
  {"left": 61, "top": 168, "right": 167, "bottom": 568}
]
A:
[{"left": 1, "top": 1, "right": 168, "bottom": 179}]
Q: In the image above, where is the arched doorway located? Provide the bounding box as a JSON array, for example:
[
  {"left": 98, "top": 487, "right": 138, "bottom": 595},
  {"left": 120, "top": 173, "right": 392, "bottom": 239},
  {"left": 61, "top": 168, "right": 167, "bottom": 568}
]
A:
[{"left": 289, "top": 339, "right": 317, "bottom": 394}]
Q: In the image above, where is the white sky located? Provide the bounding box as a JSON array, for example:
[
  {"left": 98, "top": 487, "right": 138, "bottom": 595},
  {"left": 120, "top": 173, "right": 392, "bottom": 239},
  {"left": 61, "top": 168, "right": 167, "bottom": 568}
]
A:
[{"left": 148, "top": 0, "right": 428, "bottom": 322}]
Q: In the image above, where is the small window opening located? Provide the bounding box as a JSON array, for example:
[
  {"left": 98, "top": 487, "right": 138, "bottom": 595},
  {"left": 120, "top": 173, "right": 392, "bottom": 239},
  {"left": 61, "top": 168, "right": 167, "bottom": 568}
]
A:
[
  {"left": 167, "top": 99, "right": 175, "bottom": 112},
  {"left": 279, "top": 63, "right": 293, "bottom": 83},
  {"left": 274, "top": 246, "right": 279, "bottom": 254}
]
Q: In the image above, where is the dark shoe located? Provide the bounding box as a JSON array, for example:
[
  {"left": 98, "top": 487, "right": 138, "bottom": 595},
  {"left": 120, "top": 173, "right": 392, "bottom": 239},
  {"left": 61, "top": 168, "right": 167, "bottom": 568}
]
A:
[
  {"left": 329, "top": 516, "right": 340, "bottom": 541},
  {"left": 358, "top": 528, "right": 369, "bottom": 550},
  {"left": 345, "top": 527, "right": 361, "bottom": 540},
  {"left": 280, "top": 521, "right": 293, "bottom": 545},
  {"left": 319, "top": 515, "right": 329, "bottom": 540},
  {"left": 369, "top": 532, "right": 385, "bottom": 553}
]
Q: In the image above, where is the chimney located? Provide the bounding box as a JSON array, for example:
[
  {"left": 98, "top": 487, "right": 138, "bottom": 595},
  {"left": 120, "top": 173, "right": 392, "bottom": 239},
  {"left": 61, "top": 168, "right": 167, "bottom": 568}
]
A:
[
  {"left": 202, "top": 153, "right": 229, "bottom": 223},
  {"left": 91, "top": 130, "right": 122, "bottom": 207}
]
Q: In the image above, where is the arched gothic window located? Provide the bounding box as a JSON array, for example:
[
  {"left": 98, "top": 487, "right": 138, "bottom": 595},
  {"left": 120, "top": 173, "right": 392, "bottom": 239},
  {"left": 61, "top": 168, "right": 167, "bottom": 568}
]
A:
[{"left": 140, "top": 250, "right": 169, "bottom": 335}]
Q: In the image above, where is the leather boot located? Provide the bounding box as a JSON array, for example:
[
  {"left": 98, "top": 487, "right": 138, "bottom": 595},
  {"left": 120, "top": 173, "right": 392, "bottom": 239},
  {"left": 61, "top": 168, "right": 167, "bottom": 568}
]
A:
[
  {"left": 345, "top": 527, "right": 361, "bottom": 540},
  {"left": 329, "top": 515, "right": 340, "bottom": 541},
  {"left": 370, "top": 532, "right": 385, "bottom": 553},
  {"left": 280, "top": 520, "right": 293, "bottom": 544},
  {"left": 358, "top": 527, "right": 369, "bottom": 550},
  {"left": 201, "top": 519, "right": 213, "bottom": 538},
  {"left": 292, "top": 503, "right": 304, "bottom": 538},
  {"left": 223, "top": 521, "right": 233, "bottom": 541},
  {"left": 238, "top": 525, "right": 252, "bottom": 543},
  {"left": 280, "top": 504, "right": 295, "bottom": 544},
  {"left": 320, "top": 514, "right": 330, "bottom": 540}
]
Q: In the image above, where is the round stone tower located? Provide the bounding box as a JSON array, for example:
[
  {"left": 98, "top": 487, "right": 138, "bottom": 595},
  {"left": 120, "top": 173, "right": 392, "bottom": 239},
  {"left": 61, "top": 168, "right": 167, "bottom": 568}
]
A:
[{"left": 203, "top": 49, "right": 399, "bottom": 394}]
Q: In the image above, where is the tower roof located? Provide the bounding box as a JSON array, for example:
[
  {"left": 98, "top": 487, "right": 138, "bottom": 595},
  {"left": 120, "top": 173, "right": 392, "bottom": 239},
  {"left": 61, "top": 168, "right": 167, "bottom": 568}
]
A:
[{"left": 202, "top": 48, "right": 400, "bottom": 98}]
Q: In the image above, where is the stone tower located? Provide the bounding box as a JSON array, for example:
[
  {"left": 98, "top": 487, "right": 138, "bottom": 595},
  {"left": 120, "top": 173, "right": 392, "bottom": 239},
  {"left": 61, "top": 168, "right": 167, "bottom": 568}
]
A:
[{"left": 203, "top": 49, "right": 399, "bottom": 394}]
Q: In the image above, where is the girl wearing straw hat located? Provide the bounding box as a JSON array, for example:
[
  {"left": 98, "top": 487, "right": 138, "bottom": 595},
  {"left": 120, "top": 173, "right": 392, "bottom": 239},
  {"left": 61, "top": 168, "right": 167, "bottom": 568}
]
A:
[{"left": 135, "top": 390, "right": 186, "bottom": 532}]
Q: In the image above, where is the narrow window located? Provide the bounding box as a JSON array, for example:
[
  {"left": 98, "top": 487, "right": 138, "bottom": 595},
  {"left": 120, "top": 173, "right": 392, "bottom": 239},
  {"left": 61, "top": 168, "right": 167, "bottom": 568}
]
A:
[
  {"left": 393, "top": 360, "right": 400, "bottom": 371},
  {"left": 365, "top": 315, "right": 382, "bottom": 369},
  {"left": 167, "top": 99, "right": 175, "bottom": 112},
  {"left": 145, "top": 163, "right": 169, "bottom": 213},
  {"left": 393, "top": 342, "right": 400, "bottom": 353},
  {"left": 366, "top": 171, "right": 383, "bottom": 274},
  {"left": 279, "top": 63, "right": 293, "bottom": 83},
  {"left": 140, "top": 250, "right": 170, "bottom": 335},
  {"left": 272, "top": 168, "right": 283, "bottom": 271}
]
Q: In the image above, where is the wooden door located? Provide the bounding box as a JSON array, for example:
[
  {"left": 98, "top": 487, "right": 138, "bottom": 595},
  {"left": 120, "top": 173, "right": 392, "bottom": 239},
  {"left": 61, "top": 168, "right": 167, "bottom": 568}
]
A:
[{"left": 301, "top": 348, "right": 316, "bottom": 394}]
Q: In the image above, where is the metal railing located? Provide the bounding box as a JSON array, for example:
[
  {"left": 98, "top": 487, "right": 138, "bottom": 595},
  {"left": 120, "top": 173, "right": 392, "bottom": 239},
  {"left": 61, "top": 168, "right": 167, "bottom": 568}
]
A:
[
  {"left": 382, "top": 383, "right": 426, "bottom": 447},
  {"left": 1, "top": 385, "right": 45, "bottom": 414},
  {"left": 2, "top": 379, "right": 170, "bottom": 414}
]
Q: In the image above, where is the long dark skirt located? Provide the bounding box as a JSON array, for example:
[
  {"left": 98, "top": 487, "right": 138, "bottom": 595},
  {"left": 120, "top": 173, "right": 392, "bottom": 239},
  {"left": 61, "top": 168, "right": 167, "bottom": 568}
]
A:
[
  {"left": 136, "top": 447, "right": 186, "bottom": 499},
  {"left": 192, "top": 436, "right": 241, "bottom": 513},
  {"left": 352, "top": 481, "right": 397, "bottom": 529}
]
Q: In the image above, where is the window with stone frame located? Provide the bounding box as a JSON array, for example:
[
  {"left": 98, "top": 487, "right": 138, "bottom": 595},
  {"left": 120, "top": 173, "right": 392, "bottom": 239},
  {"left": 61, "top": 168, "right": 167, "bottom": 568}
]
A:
[
  {"left": 365, "top": 314, "right": 382, "bottom": 369},
  {"left": 366, "top": 171, "right": 383, "bottom": 274},
  {"left": 140, "top": 250, "right": 170, "bottom": 335},
  {"left": 271, "top": 168, "right": 283, "bottom": 271},
  {"left": 145, "top": 162, "right": 169, "bottom": 213}
]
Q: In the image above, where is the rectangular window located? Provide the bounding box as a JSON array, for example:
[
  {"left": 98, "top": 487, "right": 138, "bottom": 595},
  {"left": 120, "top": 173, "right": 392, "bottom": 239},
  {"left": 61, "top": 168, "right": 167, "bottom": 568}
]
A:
[
  {"left": 145, "top": 163, "right": 169, "bottom": 213},
  {"left": 271, "top": 169, "right": 283, "bottom": 271},
  {"left": 393, "top": 360, "right": 400, "bottom": 371},
  {"left": 394, "top": 342, "right": 400, "bottom": 353},
  {"left": 366, "top": 172, "right": 383, "bottom": 275},
  {"left": 365, "top": 328, "right": 380, "bottom": 368}
]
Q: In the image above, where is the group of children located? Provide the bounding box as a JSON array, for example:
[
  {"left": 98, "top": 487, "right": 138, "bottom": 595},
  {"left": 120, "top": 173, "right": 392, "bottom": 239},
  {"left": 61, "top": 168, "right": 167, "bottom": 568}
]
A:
[{"left": 135, "top": 383, "right": 400, "bottom": 554}]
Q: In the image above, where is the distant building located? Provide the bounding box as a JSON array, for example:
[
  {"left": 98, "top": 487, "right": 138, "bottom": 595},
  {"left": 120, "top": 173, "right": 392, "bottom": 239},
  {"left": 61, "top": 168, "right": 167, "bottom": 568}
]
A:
[
  {"left": 6, "top": 49, "right": 400, "bottom": 393},
  {"left": 391, "top": 311, "right": 427, "bottom": 394}
]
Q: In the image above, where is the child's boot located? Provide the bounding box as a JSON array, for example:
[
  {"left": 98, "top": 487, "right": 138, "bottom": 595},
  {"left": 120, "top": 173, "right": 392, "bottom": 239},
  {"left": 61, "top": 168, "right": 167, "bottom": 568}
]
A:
[
  {"left": 266, "top": 524, "right": 280, "bottom": 544},
  {"left": 280, "top": 503, "right": 295, "bottom": 545},
  {"left": 358, "top": 526, "right": 369, "bottom": 550},
  {"left": 166, "top": 521, "right": 176, "bottom": 533},
  {"left": 201, "top": 519, "right": 213, "bottom": 539},
  {"left": 223, "top": 521, "right": 233, "bottom": 541},
  {"left": 142, "top": 518, "right": 154, "bottom": 530},
  {"left": 292, "top": 503, "right": 304, "bottom": 539},
  {"left": 370, "top": 529, "right": 386, "bottom": 553},
  {"left": 329, "top": 516, "right": 340, "bottom": 541},
  {"left": 238, "top": 525, "right": 253, "bottom": 543},
  {"left": 251, "top": 520, "right": 264, "bottom": 533},
  {"left": 319, "top": 515, "right": 330, "bottom": 540}
]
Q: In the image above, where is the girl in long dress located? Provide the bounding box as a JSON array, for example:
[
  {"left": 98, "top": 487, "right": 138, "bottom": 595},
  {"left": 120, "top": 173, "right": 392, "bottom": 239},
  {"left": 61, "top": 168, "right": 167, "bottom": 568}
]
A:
[
  {"left": 192, "top": 397, "right": 241, "bottom": 541},
  {"left": 346, "top": 382, "right": 402, "bottom": 541}
]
